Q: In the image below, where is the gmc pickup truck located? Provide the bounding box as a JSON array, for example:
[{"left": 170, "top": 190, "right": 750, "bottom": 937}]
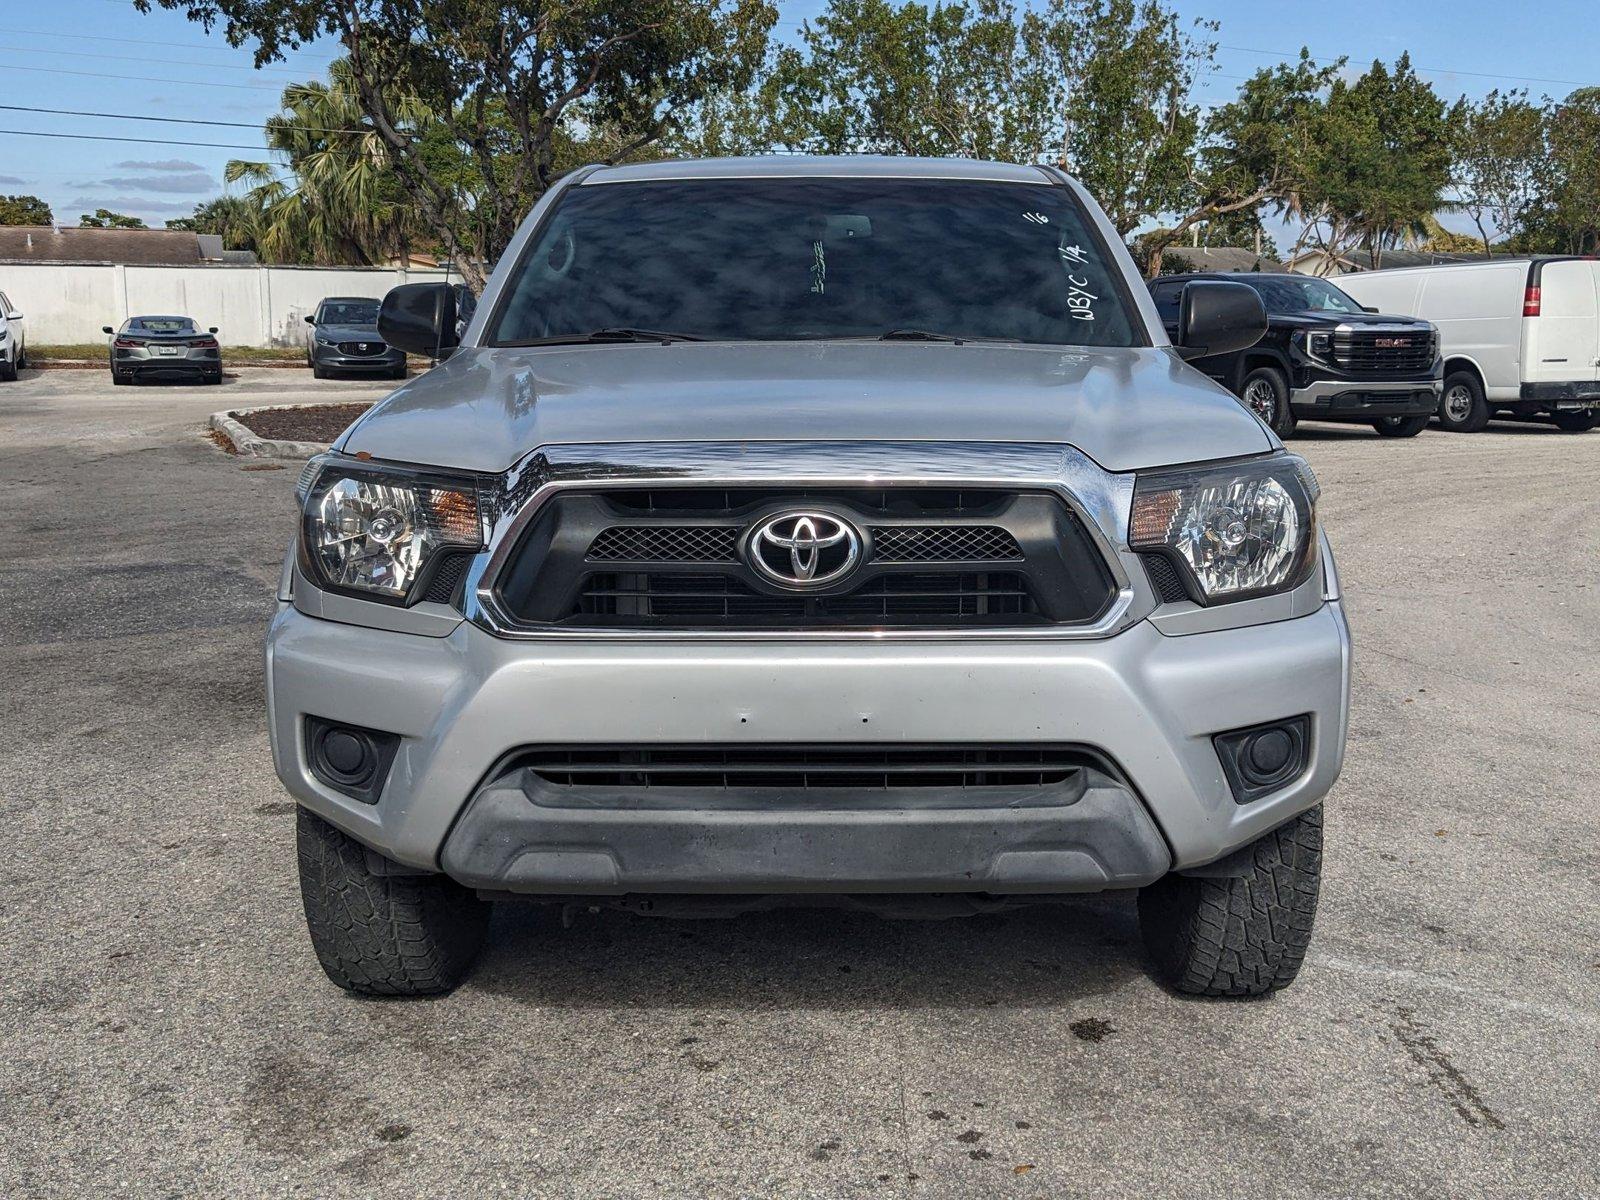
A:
[{"left": 269, "top": 156, "right": 1351, "bottom": 999}]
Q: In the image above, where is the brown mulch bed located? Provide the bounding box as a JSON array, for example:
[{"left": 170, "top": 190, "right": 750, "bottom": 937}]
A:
[{"left": 235, "top": 403, "right": 374, "bottom": 442}]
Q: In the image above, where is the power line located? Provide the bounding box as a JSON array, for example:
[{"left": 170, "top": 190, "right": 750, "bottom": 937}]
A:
[
  {"left": 0, "top": 58, "right": 286, "bottom": 91},
  {"left": 0, "top": 102, "right": 366, "bottom": 137},
  {"left": 8, "top": 24, "right": 332, "bottom": 60},
  {"left": 0, "top": 39, "right": 322, "bottom": 77},
  {"left": 0, "top": 128, "right": 267, "bottom": 151},
  {"left": 1218, "top": 44, "right": 1590, "bottom": 90}
]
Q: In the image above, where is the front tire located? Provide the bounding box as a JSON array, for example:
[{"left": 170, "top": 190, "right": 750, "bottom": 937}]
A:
[
  {"left": 390, "top": 363, "right": 407, "bottom": 380},
  {"left": 312, "top": 363, "right": 329, "bottom": 380},
  {"left": 1553, "top": 410, "right": 1597, "bottom": 433},
  {"left": 297, "top": 807, "right": 489, "bottom": 996},
  {"left": 1238, "top": 367, "right": 1295, "bottom": 438},
  {"left": 1373, "top": 414, "right": 1430, "bottom": 438},
  {"left": 1439, "top": 371, "right": 1489, "bottom": 432},
  {"left": 0, "top": 350, "right": 15, "bottom": 382},
  {"left": 1138, "top": 805, "right": 1323, "bottom": 997}
]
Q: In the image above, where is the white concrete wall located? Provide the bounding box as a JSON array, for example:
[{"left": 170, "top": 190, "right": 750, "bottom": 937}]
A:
[{"left": 0, "top": 263, "right": 454, "bottom": 347}]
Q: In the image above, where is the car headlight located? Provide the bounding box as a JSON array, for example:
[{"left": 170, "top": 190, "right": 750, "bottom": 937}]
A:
[
  {"left": 1130, "top": 453, "right": 1318, "bottom": 604},
  {"left": 298, "top": 457, "right": 484, "bottom": 602}
]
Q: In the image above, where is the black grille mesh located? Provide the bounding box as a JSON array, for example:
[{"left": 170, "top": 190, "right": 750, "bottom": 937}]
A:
[
  {"left": 869, "top": 525, "right": 1022, "bottom": 563},
  {"left": 421, "top": 549, "right": 475, "bottom": 605},
  {"left": 588, "top": 525, "right": 739, "bottom": 563},
  {"left": 1141, "top": 554, "right": 1191, "bottom": 604}
]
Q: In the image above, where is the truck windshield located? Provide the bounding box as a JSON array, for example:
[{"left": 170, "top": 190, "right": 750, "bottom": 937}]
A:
[
  {"left": 1243, "top": 277, "right": 1365, "bottom": 316},
  {"left": 319, "top": 301, "right": 380, "bottom": 325},
  {"left": 489, "top": 177, "right": 1139, "bottom": 347}
]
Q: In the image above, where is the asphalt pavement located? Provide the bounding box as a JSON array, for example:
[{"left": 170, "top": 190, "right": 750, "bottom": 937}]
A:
[{"left": 1, "top": 367, "right": 1595, "bottom": 1198}]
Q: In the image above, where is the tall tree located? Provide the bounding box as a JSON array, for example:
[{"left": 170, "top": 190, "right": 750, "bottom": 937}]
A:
[
  {"left": 0, "top": 194, "right": 52, "bottom": 225},
  {"left": 1137, "top": 51, "right": 1339, "bottom": 273},
  {"left": 1059, "top": 0, "right": 1210, "bottom": 237},
  {"left": 80, "top": 209, "right": 148, "bottom": 229},
  {"left": 1519, "top": 88, "right": 1600, "bottom": 254},
  {"left": 224, "top": 59, "right": 437, "bottom": 265},
  {"left": 772, "top": 0, "right": 1070, "bottom": 162},
  {"left": 1448, "top": 90, "right": 1545, "bottom": 254},
  {"left": 1300, "top": 55, "right": 1451, "bottom": 268},
  {"left": 140, "top": 0, "right": 777, "bottom": 293}
]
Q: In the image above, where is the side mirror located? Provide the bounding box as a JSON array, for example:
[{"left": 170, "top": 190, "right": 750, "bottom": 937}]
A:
[
  {"left": 102, "top": 325, "right": 114, "bottom": 335},
  {"left": 1175, "top": 281, "right": 1266, "bottom": 360},
  {"left": 304, "top": 315, "right": 316, "bottom": 326},
  {"left": 379, "top": 283, "right": 459, "bottom": 358},
  {"left": 208, "top": 326, "right": 219, "bottom": 334},
  {"left": 7, "top": 311, "right": 20, "bottom": 321}
]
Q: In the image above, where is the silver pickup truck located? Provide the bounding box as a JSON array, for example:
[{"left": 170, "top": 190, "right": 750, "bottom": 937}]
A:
[{"left": 268, "top": 156, "right": 1350, "bottom": 999}]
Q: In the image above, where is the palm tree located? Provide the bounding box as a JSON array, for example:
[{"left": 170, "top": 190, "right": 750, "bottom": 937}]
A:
[{"left": 227, "top": 60, "right": 439, "bottom": 266}]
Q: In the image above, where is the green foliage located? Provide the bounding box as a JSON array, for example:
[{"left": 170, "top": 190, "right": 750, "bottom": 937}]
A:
[
  {"left": 79, "top": 209, "right": 148, "bottom": 229},
  {"left": 1518, "top": 88, "right": 1600, "bottom": 254},
  {"left": 1301, "top": 55, "right": 1451, "bottom": 267},
  {"left": 139, "top": 0, "right": 777, "bottom": 291},
  {"left": 1448, "top": 90, "right": 1545, "bottom": 254},
  {"left": 163, "top": 195, "right": 261, "bottom": 252},
  {"left": 0, "top": 194, "right": 53, "bottom": 225},
  {"left": 769, "top": 0, "right": 1070, "bottom": 162}
]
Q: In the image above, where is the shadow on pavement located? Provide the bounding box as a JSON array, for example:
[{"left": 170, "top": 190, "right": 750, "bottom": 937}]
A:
[{"left": 471, "top": 894, "right": 1146, "bottom": 1010}]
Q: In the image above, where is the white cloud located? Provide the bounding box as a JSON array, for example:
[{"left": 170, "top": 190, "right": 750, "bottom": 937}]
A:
[{"left": 112, "top": 159, "right": 207, "bottom": 173}]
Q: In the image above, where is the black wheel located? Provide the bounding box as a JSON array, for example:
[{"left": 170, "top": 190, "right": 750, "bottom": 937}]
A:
[
  {"left": 390, "top": 363, "right": 407, "bottom": 380},
  {"left": 1138, "top": 805, "right": 1322, "bottom": 997},
  {"left": 15, "top": 345, "right": 26, "bottom": 370},
  {"left": 312, "top": 363, "right": 328, "bottom": 380},
  {"left": 0, "top": 351, "right": 15, "bottom": 382},
  {"left": 1438, "top": 371, "right": 1489, "bottom": 432},
  {"left": 1553, "top": 410, "right": 1597, "bottom": 433},
  {"left": 1373, "top": 414, "right": 1430, "bottom": 438},
  {"left": 205, "top": 371, "right": 223, "bottom": 386},
  {"left": 1238, "top": 367, "right": 1295, "bottom": 438},
  {"left": 297, "top": 806, "right": 489, "bottom": 996},
  {"left": 111, "top": 371, "right": 128, "bottom": 386}
]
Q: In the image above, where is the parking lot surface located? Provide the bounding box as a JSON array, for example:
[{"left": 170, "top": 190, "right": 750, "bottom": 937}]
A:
[{"left": 1, "top": 368, "right": 1596, "bottom": 1198}]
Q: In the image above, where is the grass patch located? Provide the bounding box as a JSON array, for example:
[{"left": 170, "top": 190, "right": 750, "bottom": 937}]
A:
[{"left": 35, "top": 343, "right": 304, "bottom": 363}]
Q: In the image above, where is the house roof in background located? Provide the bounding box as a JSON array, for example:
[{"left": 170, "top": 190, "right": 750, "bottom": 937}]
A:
[
  {"left": 1163, "top": 246, "right": 1282, "bottom": 273},
  {"left": 0, "top": 225, "right": 228, "bottom": 266}
]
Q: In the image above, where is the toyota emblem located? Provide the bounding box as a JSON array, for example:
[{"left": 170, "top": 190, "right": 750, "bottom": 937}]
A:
[{"left": 745, "top": 511, "right": 862, "bottom": 589}]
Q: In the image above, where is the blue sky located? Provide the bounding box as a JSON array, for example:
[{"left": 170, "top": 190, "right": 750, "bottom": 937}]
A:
[{"left": 3, "top": 0, "right": 1596, "bottom": 231}]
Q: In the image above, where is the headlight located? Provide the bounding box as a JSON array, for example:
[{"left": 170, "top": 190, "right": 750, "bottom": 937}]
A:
[
  {"left": 1130, "top": 453, "right": 1318, "bottom": 604},
  {"left": 299, "top": 458, "right": 484, "bottom": 602}
]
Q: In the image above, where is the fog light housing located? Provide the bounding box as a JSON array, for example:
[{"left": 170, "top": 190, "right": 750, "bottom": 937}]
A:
[
  {"left": 1214, "top": 716, "right": 1310, "bottom": 804},
  {"left": 306, "top": 716, "right": 401, "bottom": 804}
]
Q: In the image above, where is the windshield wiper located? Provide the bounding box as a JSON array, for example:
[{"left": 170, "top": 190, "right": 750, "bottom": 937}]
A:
[
  {"left": 877, "top": 328, "right": 966, "bottom": 343},
  {"left": 506, "top": 327, "right": 706, "bottom": 346}
]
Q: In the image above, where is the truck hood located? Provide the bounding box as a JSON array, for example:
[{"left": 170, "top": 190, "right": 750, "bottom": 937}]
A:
[
  {"left": 315, "top": 322, "right": 383, "bottom": 340},
  {"left": 1272, "top": 310, "right": 1432, "bottom": 330},
  {"left": 335, "top": 342, "right": 1274, "bottom": 474}
]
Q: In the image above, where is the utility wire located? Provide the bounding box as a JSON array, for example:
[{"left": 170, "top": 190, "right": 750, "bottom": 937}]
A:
[
  {"left": 0, "top": 102, "right": 367, "bottom": 137},
  {"left": 1217, "top": 44, "right": 1591, "bottom": 90},
  {"left": 0, "top": 128, "right": 267, "bottom": 151},
  {"left": 0, "top": 40, "right": 319, "bottom": 76}
]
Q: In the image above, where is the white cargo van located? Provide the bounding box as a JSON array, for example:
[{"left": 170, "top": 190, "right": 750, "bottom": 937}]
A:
[{"left": 1337, "top": 257, "right": 1600, "bottom": 432}]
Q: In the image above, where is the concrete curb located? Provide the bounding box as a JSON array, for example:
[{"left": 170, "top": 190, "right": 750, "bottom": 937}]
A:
[{"left": 210, "top": 404, "right": 339, "bottom": 460}]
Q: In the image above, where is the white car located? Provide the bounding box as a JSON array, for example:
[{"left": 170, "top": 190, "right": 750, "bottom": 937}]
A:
[
  {"left": 0, "top": 289, "right": 25, "bottom": 381},
  {"left": 1337, "top": 257, "right": 1600, "bottom": 432}
]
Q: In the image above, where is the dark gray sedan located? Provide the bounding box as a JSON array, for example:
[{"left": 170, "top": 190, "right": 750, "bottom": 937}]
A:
[
  {"left": 103, "top": 316, "right": 222, "bottom": 385},
  {"left": 305, "top": 297, "right": 406, "bottom": 379}
]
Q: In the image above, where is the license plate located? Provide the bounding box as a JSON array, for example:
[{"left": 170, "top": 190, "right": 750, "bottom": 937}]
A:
[{"left": 155, "top": 346, "right": 179, "bottom": 356}]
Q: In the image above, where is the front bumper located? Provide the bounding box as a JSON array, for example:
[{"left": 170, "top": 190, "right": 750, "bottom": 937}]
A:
[
  {"left": 1291, "top": 377, "right": 1441, "bottom": 417},
  {"left": 266, "top": 596, "right": 1351, "bottom": 892},
  {"left": 311, "top": 341, "right": 405, "bottom": 372}
]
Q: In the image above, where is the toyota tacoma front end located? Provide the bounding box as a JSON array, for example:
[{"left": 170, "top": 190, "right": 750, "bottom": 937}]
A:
[{"left": 267, "top": 157, "right": 1350, "bottom": 998}]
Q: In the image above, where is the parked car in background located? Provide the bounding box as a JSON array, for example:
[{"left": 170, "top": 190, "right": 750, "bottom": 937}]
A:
[
  {"left": 305, "top": 297, "right": 407, "bottom": 379},
  {"left": 102, "top": 316, "right": 222, "bottom": 385},
  {"left": 1336, "top": 257, "right": 1600, "bottom": 432},
  {"left": 272, "top": 156, "right": 1349, "bottom": 1002},
  {"left": 1148, "top": 273, "right": 1441, "bottom": 438},
  {"left": 0, "top": 289, "right": 25, "bottom": 381}
]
